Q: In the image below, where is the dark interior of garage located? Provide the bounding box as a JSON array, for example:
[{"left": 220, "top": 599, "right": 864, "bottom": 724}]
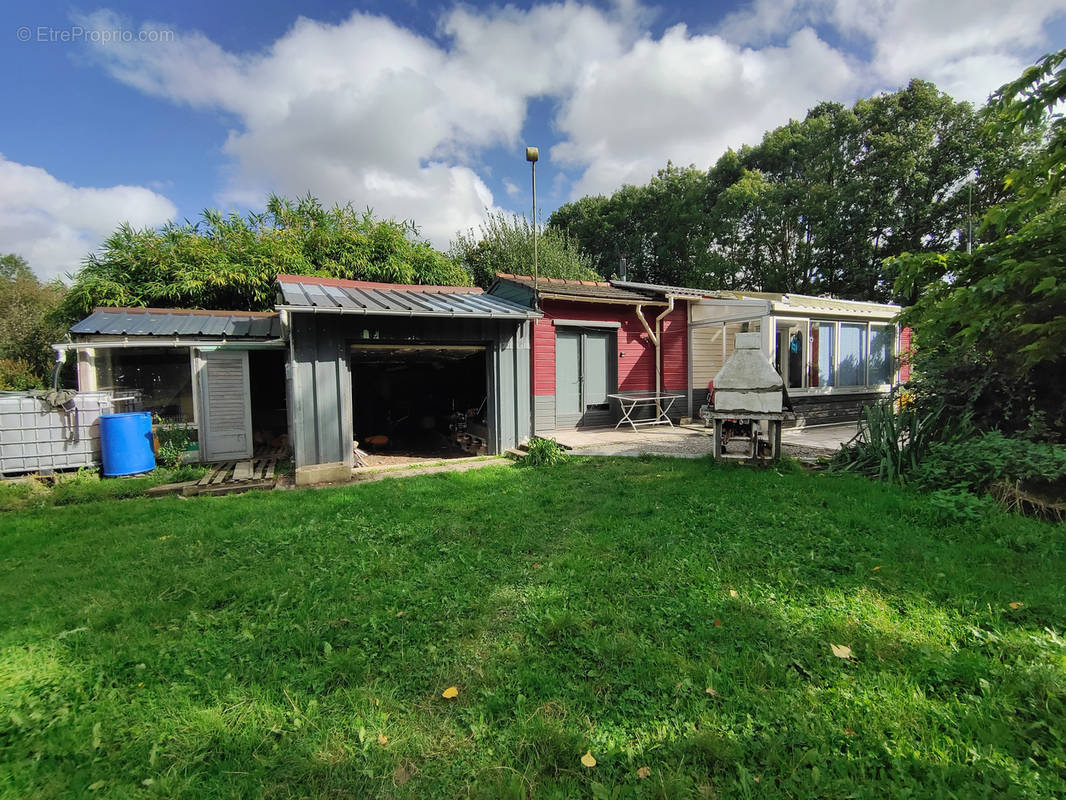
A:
[
  {"left": 350, "top": 346, "right": 488, "bottom": 465},
  {"left": 249, "top": 349, "right": 289, "bottom": 453}
]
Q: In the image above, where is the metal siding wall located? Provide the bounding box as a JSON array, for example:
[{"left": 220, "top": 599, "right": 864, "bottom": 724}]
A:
[
  {"left": 289, "top": 314, "right": 317, "bottom": 467},
  {"left": 513, "top": 322, "right": 531, "bottom": 444},
  {"left": 495, "top": 325, "right": 515, "bottom": 451},
  {"left": 290, "top": 314, "right": 351, "bottom": 468},
  {"left": 290, "top": 312, "right": 530, "bottom": 465}
]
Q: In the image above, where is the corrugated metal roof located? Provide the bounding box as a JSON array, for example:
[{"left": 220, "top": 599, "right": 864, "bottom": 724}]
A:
[
  {"left": 276, "top": 274, "right": 540, "bottom": 319},
  {"left": 494, "top": 273, "right": 658, "bottom": 303},
  {"left": 70, "top": 308, "right": 282, "bottom": 339},
  {"left": 716, "top": 291, "right": 901, "bottom": 319},
  {"left": 609, "top": 280, "right": 727, "bottom": 299}
]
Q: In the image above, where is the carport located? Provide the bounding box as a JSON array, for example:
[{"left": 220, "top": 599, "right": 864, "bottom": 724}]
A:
[{"left": 276, "top": 274, "right": 539, "bottom": 485}]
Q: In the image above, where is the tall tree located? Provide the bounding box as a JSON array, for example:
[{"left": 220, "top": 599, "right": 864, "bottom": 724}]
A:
[
  {"left": 550, "top": 81, "right": 1037, "bottom": 301},
  {"left": 893, "top": 50, "right": 1066, "bottom": 439},
  {"left": 62, "top": 195, "right": 469, "bottom": 319},
  {"left": 0, "top": 254, "right": 67, "bottom": 389},
  {"left": 449, "top": 211, "right": 599, "bottom": 288}
]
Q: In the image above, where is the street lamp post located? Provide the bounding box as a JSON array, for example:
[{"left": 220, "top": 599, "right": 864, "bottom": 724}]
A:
[{"left": 526, "top": 146, "right": 539, "bottom": 291}]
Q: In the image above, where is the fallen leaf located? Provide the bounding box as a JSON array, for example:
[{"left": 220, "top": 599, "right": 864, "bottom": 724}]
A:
[
  {"left": 705, "top": 687, "right": 720, "bottom": 697},
  {"left": 729, "top": 589, "right": 739, "bottom": 598},
  {"left": 1009, "top": 601, "right": 1024, "bottom": 610},
  {"left": 637, "top": 766, "right": 651, "bottom": 779},
  {"left": 872, "top": 565, "right": 882, "bottom": 572},
  {"left": 713, "top": 618, "right": 722, "bottom": 627},
  {"left": 830, "top": 643, "right": 853, "bottom": 659},
  {"left": 533, "top": 563, "right": 541, "bottom": 569},
  {"left": 441, "top": 686, "right": 459, "bottom": 699},
  {"left": 395, "top": 611, "right": 404, "bottom": 617},
  {"left": 581, "top": 751, "right": 597, "bottom": 768},
  {"left": 377, "top": 733, "right": 388, "bottom": 744},
  {"left": 844, "top": 728, "right": 857, "bottom": 737},
  {"left": 393, "top": 761, "right": 417, "bottom": 785},
  {"left": 753, "top": 775, "right": 761, "bottom": 783}
]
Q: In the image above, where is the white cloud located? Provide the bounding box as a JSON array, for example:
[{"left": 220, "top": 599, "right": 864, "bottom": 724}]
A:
[
  {"left": 720, "top": 0, "right": 1066, "bottom": 104},
  {"left": 73, "top": 0, "right": 1065, "bottom": 240},
  {"left": 77, "top": 5, "right": 635, "bottom": 246},
  {"left": 502, "top": 177, "right": 521, "bottom": 198},
  {"left": 553, "top": 25, "right": 859, "bottom": 195},
  {"left": 0, "top": 155, "right": 176, "bottom": 281}
]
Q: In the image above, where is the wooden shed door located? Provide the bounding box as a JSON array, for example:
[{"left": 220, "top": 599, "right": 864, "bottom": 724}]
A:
[{"left": 198, "top": 350, "right": 253, "bottom": 461}]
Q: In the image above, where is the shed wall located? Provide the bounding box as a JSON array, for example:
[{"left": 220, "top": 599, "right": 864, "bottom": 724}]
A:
[{"left": 289, "top": 313, "right": 531, "bottom": 469}]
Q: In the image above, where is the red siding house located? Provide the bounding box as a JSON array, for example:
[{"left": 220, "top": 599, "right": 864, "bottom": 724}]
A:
[
  {"left": 489, "top": 274, "right": 703, "bottom": 435},
  {"left": 489, "top": 274, "right": 912, "bottom": 434}
]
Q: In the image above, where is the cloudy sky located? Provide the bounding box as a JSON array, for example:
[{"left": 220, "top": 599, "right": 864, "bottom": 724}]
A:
[{"left": 2, "top": 0, "right": 1064, "bottom": 280}]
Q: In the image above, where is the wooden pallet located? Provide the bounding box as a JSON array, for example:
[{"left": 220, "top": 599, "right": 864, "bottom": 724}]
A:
[{"left": 182, "top": 458, "right": 278, "bottom": 496}]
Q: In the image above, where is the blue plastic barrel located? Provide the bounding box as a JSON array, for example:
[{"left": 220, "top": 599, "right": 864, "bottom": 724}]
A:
[{"left": 99, "top": 411, "right": 156, "bottom": 477}]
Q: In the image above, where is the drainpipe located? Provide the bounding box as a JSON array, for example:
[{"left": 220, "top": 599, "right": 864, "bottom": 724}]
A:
[{"left": 635, "top": 295, "right": 676, "bottom": 417}]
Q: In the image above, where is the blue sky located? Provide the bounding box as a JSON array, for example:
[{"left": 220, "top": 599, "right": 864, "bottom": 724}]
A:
[{"left": 2, "top": 0, "right": 1064, "bottom": 279}]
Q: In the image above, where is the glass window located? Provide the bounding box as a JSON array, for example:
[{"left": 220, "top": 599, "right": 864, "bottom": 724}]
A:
[
  {"left": 869, "top": 324, "right": 895, "bottom": 385},
  {"left": 775, "top": 321, "right": 805, "bottom": 389},
  {"left": 838, "top": 323, "right": 868, "bottom": 387},
  {"left": 102, "top": 347, "right": 195, "bottom": 422},
  {"left": 808, "top": 322, "right": 835, "bottom": 387}
]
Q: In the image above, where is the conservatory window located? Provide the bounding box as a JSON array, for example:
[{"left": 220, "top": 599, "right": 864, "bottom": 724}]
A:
[
  {"left": 808, "top": 321, "right": 835, "bottom": 388},
  {"left": 869, "top": 324, "right": 895, "bottom": 385},
  {"left": 836, "top": 323, "right": 869, "bottom": 387}
]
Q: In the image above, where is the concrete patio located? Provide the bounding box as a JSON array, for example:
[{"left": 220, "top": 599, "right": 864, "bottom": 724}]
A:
[{"left": 550, "top": 421, "right": 858, "bottom": 459}]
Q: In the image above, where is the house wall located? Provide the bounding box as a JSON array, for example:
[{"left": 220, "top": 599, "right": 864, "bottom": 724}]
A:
[
  {"left": 899, "top": 326, "right": 912, "bottom": 383},
  {"left": 531, "top": 299, "right": 688, "bottom": 433},
  {"left": 288, "top": 312, "right": 531, "bottom": 476}
]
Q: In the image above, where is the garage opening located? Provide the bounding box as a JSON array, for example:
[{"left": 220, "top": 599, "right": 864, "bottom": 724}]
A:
[
  {"left": 350, "top": 345, "right": 489, "bottom": 467},
  {"left": 248, "top": 349, "right": 289, "bottom": 455}
]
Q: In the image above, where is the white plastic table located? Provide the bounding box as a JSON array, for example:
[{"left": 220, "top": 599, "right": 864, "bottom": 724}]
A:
[{"left": 608, "top": 393, "right": 685, "bottom": 431}]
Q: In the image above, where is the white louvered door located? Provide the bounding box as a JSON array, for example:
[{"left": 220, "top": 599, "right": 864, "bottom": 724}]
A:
[{"left": 198, "top": 350, "right": 253, "bottom": 461}]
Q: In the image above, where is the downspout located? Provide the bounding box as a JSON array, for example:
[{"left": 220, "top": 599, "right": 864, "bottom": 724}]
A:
[{"left": 635, "top": 295, "right": 676, "bottom": 417}]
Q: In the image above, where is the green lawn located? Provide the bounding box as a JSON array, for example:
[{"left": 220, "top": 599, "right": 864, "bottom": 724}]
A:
[{"left": 1, "top": 458, "right": 1064, "bottom": 799}]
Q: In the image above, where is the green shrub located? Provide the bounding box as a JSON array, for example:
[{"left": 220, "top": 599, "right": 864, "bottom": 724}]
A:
[
  {"left": 914, "top": 431, "right": 1066, "bottom": 495},
  {"left": 522, "top": 437, "right": 569, "bottom": 467},
  {"left": 153, "top": 420, "right": 196, "bottom": 469},
  {"left": 925, "top": 488, "right": 997, "bottom": 524},
  {"left": 830, "top": 400, "right": 943, "bottom": 484}
]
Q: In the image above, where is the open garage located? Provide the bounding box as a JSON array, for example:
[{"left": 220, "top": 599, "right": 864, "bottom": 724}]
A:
[
  {"left": 350, "top": 344, "right": 489, "bottom": 465},
  {"left": 277, "top": 274, "right": 538, "bottom": 484}
]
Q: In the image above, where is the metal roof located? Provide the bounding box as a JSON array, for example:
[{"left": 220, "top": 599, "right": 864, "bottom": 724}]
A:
[
  {"left": 70, "top": 307, "right": 282, "bottom": 339},
  {"left": 493, "top": 273, "right": 658, "bottom": 303},
  {"left": 276, "top": 274, "right": 540, "bottom": 319},
  {"left": 609, "top": 280, "right": 725, "bottom": 299},
  {"left": 714, "top": 291, "right": 901, "bottom": 319}
]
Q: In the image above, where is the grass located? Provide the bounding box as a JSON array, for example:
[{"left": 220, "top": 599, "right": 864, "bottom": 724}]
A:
[
  {"left": 0, "top": 465, "right": 209, "bottom": 512},
  {"left": 1, "top": 457, "right": 1064, "bottom": 799}
]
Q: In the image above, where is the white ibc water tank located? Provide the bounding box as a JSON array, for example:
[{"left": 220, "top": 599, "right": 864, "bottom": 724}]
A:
[{"left": 0, "top": 390, "right": 114, "bottom": 476}]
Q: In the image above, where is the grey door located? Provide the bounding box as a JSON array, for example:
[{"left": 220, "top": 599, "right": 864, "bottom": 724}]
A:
[
  {"left": 556, "top": 331, "right": 582, "bottom": 419},
  {"left": 198, "top": 350, "right": 253, "bottom": 461},
  {"left": 555, "top": 328, "right": 615, "bottom": 428}
]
